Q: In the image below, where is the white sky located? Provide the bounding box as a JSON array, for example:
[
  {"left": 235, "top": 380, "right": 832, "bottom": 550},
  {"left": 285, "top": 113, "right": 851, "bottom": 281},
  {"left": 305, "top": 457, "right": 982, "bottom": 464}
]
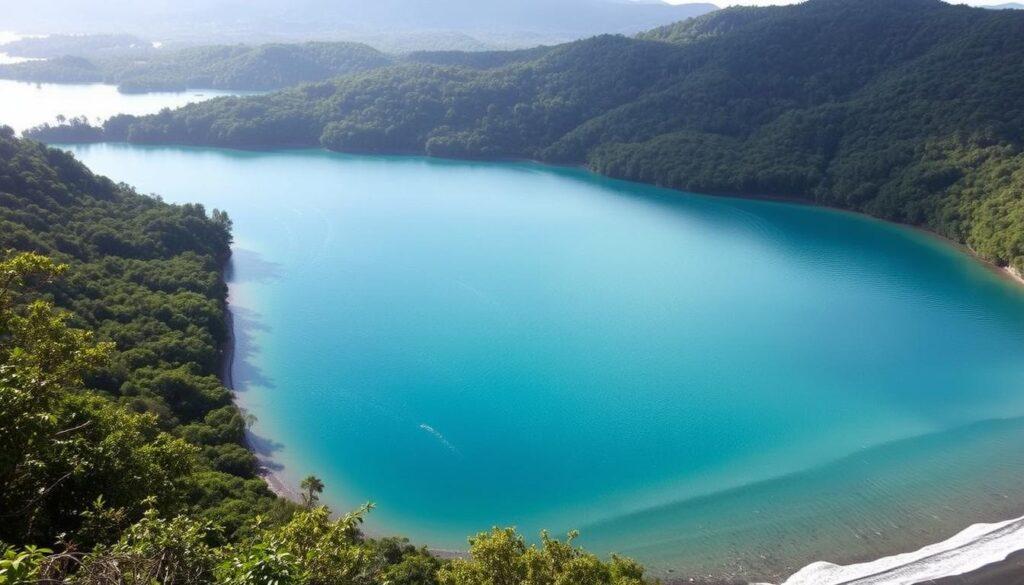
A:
[{"left": 665, "top": 0, "right": 1014, "bottom": 6}]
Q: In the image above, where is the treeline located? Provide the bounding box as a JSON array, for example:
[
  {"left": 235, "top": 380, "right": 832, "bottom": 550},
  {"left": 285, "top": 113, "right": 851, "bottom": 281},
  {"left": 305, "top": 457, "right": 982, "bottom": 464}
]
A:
[
  {"left": 0, "top": 41, "right": 557, "bottom": 94},
  {"left": 33, "top": 0, "right": 1024, "bottom": 273},
  {"left": 0, "top": 42, "right": 394, "bottom": 93},
  {"left": 0, "top": 34, "right": 150, "bottom": 59},
  {"left": 0, "top": 129, "right": 654, "bottom": 583}
]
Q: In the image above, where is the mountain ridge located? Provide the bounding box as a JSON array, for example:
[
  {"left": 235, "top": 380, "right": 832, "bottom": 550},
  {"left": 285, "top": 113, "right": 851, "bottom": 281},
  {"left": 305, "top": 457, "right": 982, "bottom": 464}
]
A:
[{"left": 1, "top": 0, "right": 719, "bottom": 47}]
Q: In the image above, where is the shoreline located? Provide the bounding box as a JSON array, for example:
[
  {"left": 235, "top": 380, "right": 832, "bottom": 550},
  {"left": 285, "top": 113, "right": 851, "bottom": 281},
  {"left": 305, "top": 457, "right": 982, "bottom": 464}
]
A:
[
  {"left": 219, "top": 291, "right": 302, "bottom": 503},
  {"left": 198, "top": 147, "right": 1024, "bottom": 584},
  {"left": 759, "top": 515, "right": 1024, "bottom": 585},
  {"left": 55, "top": 138, "right": 1024, "bottom": 294},
  {"left": 1005, "top": 265, "right": 1024, "bottom": 286}
]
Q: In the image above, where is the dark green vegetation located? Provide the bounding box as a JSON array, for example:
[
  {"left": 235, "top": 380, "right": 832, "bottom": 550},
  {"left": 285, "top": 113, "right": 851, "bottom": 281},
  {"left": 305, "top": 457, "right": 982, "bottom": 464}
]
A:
[
  {"left": 0, "top": 129, "right": 654, "bottom": 583},
  {"left": 0, "top": 42, "right": 393, "bottom": 93},
  {"left": 40, "top": 0, "right": 1023, "bottom": 274},
  {"left": 0, "top": 126, "right": 288, "bottom": 544},
  {"left": 0, "top": 42, "right": 557, "bottom": 94},
  {"left": 0, "top": 41, "right": 559, "bottom": 94}
]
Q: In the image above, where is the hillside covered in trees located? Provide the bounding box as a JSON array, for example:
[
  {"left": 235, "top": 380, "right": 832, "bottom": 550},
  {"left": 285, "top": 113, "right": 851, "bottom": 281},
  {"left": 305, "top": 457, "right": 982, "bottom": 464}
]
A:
[
  {"left": 0, "top": 40, "right": 562, "bottom": 93},
  {"left": 0, "top": 125, "right": 290, "bottom": 542},
  {"left": 0, "top": 42, "right": 394, "bottom": 93},
  {"left": 39, "top": 0, "right": 1023, "bottom": 274},
  {"left": 0, "top": 128, "right": 654, "bottom": 583}
]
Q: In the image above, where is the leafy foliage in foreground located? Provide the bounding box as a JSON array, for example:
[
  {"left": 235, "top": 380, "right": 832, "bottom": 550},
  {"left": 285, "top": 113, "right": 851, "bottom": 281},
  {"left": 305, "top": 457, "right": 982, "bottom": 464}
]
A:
[
  {"left": 7, "top": 504, "right": 649, "bottom": 585},
  {"left": 0, "top": 128, "right": 289, "bottom": 548},
  {"left": 47, "top": 0, "right": 1023, "bottom": 272},
  {"left": 0, "top": 131, "right": 654, "bottom": 583}
]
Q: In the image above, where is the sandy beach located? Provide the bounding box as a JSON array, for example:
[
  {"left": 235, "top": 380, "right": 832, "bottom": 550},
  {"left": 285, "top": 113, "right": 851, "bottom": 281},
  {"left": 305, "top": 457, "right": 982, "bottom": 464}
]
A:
[
  {"left": 1006, "top": 265, "right": 1024, "bottom": 287},
  {"left": 220, "top": 302, "right": 303, "bottom": 503}
]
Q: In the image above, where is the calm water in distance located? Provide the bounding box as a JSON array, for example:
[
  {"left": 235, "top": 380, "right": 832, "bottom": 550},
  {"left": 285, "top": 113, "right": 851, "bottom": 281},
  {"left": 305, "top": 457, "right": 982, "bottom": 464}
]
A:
[
  {"left": 0, "top": 79, "right": 247, "bottom": 133},
  {"left": 64, "top": 143, "right": 1024, "bottom": 581}
]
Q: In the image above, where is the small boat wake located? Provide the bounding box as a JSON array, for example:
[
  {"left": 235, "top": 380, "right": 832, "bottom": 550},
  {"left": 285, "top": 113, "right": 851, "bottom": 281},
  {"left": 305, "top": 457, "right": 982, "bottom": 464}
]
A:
[
  {"left": 764, "top": 515, "right": 1024, "bottom": 585},
  {"left": 419, "top": 423, "right": 461, "bottom": 457}
]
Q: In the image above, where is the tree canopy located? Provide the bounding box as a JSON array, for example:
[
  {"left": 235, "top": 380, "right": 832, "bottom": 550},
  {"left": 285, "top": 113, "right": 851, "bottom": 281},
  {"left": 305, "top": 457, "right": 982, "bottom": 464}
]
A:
[
  {"left": 0, "top": 42, "right": 393, "bottom": 93},
  {"left": 0, "top": 127, "right": 290, "bottom": 548}
]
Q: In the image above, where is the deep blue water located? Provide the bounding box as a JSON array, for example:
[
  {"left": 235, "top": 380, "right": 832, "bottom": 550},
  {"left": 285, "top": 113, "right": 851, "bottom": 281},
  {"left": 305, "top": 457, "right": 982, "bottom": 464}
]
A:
[{"left": 64, "top": 144, "right": 1024, "bottom": 580}]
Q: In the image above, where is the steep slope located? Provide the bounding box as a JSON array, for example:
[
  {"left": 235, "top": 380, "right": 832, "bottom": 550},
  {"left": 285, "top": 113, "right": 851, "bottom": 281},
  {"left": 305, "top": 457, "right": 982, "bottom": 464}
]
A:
[{"left": 0, "top": 126, "right": 291, "bottom": 544}]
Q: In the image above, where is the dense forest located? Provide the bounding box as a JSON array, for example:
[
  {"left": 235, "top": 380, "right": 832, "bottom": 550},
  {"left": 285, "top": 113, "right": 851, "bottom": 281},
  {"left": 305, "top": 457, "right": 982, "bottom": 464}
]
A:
[
  {"left": 0, "top": 42, "right": 394, "bottom": 93},
  {"left": 0, "top": 41, "right": 560, "bottom": 93},
  {"left": 0, "top": 128, "right": 653, "bottom": 583},
  {"left": 31, "top": 0, "right": 1023, "bottom": 274}
]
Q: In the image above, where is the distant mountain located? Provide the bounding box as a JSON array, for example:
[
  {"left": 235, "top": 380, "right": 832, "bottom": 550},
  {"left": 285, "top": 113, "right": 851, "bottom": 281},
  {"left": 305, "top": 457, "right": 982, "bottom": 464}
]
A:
[
  {"left": 0, "top": 34, "right": 151, "bottom": 58},
  {"left": 980, "top": 2, "right": 1024, "bottom": 8},
  {"left": 2, "top": 0, "right": 719, "bottom": 48}
]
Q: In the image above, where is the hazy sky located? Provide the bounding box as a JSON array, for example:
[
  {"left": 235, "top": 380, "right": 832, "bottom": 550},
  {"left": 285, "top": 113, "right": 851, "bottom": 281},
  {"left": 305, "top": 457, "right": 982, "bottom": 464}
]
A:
[{"left": 666, "top": 0, "right": 1013, "bottom": 5}]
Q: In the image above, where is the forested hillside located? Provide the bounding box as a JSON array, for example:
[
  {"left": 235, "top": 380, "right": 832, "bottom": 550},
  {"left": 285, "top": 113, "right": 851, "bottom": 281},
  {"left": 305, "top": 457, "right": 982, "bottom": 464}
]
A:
[
  {"left": 46, "top": 0, "right": 1023, "bottom": 274},
  {"left": 0, "top": 42, "right": 393, "bottom": 92},
  {"left": 0, "top": 41, "right": 558, "bottom": 93},
  {"left": 0, "top": 126, "right": 290, "bottom": 544},
  {"left": 0, "top": 128, "right": 653, "bottom": 583}
]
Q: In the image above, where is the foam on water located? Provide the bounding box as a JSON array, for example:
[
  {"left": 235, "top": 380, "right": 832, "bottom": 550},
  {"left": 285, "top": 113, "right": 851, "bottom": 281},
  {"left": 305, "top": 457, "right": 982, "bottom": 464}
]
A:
[
  {"left": 419, "top": 424, "right": 461, "bottom": 457},
  {"left": 768, "top": 515, "right": 1024, "bottom": 585}
]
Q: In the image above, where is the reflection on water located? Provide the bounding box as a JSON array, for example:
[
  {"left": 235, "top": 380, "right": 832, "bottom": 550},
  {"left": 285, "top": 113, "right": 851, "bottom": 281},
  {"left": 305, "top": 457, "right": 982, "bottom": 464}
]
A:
[{"left": 0, "top": 79, "right": 253, "bottom": 133}]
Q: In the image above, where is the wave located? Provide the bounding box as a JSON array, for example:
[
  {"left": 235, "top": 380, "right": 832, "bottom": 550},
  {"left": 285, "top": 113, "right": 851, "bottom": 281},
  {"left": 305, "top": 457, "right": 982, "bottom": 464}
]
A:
[{"left": 763, "top": 515, "right": 1024, "bottom": 585}]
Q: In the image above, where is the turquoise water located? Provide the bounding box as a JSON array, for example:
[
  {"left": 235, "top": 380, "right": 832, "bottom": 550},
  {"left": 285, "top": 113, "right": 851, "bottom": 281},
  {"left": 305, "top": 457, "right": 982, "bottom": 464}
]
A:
[{"left": 64, "top": 144, "right": 1024, "bottom": 581}]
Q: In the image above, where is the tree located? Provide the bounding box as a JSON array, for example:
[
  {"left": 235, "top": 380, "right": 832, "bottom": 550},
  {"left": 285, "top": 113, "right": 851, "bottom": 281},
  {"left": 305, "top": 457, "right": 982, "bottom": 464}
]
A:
[
  {"left": 0, "top": 251, "right": 199, "bottom": 546},
  {"left": 300, "top": 475, "right": 325, "bottom": 509},
  {"left": 51, "top": 0, "right": 1024, "bottom": 272},
  {"left": 73, "top": 508, "right": 219, "bottom": 585},
  {"left": 0, "top": 131, "right": 283, "bottom": 547},
  {"left": 438, "top": 527, "right": 651, "bottom": 585}
]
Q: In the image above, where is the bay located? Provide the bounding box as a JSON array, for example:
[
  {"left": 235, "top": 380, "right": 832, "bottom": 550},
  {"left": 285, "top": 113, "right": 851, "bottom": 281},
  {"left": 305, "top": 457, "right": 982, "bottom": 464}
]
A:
[{"left": 62, "top": 143, "right": 1024, "bottom": 581}]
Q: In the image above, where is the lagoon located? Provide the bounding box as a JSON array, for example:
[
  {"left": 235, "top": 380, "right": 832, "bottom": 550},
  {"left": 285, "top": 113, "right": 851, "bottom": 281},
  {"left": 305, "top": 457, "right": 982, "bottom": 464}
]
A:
[{"left": 63, "top": 143, "right": 1024, "bottom": 581}]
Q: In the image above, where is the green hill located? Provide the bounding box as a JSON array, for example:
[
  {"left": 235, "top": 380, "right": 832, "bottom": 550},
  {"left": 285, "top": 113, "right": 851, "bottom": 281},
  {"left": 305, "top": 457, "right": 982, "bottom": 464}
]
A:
[
  {"left": 0, "top": 41, "right": 394, "bottom": 93},
  {"left": 61, "top": 0, "right": 1021, "bottom": 273},
  {"left": 0, "top": 126, "right": 288, "bottom": 545}
]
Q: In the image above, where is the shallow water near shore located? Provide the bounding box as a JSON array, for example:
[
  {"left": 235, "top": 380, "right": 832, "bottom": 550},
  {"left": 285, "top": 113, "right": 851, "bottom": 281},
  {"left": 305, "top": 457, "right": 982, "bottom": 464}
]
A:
[{"left": 63, "top": 143, "right": 1024, "bottom": 581}]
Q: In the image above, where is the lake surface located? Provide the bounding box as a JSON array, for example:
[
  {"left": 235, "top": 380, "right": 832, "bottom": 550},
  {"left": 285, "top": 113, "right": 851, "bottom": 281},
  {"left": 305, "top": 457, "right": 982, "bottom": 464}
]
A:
[
  {"left": 0, "top": 79, "right": 246, "bottom": 133},
  {"left": 64, "top": 143, "right": 1024, "bottom": 581}
]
